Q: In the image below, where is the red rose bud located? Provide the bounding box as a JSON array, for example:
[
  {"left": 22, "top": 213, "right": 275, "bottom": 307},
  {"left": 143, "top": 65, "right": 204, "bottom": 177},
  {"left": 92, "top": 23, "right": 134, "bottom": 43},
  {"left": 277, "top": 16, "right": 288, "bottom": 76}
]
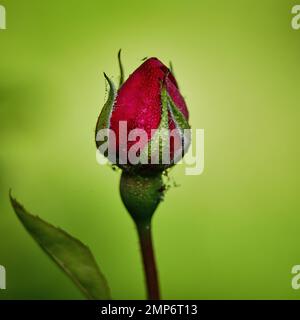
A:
[{"left": 95, "top": 56, "right": 191, "bottom": 174}]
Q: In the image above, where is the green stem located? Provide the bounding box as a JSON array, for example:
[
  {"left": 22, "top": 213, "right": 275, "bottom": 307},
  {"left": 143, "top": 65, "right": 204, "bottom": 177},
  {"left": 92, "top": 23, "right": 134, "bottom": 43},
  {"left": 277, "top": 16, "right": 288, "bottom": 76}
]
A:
[{"left": 136, "top": 222, "right": 160, "bottom": 300}]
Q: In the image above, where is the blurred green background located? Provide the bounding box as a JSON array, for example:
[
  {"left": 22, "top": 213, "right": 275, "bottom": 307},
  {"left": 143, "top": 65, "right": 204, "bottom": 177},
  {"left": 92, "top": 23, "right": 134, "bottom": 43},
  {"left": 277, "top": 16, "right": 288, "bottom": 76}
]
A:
[{"left": 0, "top": 0, "right": 299, "bottom": 299}]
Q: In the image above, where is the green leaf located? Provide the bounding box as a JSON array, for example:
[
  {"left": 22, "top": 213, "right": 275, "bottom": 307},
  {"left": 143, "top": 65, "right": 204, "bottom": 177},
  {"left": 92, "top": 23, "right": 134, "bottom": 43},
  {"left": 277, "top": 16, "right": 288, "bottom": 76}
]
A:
[
  {"left": 118, "top": 49, "right": 125, "bottom": 88},
  {"left": 9, "top": 193, "right": 111, "bottom": 300}
]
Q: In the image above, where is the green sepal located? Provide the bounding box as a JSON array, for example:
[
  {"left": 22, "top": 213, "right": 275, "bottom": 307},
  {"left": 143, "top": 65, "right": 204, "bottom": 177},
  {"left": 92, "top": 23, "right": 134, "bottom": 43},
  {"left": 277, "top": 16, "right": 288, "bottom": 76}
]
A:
[
  {"left": 167, "top": 92, "right": 191, "bottom": 164},
  {"left": 139, "top": 87, "right": 169, "bottom": 166},
  {"left": 169, "top": 61, "right": 174, "bottom": 76},
  {"left": 118, "top": 49, "right": 125, "bottom": 88},
  {"left": 167, "top": 92, "right": 190, "bottom": 131},
  {"left": 95, "top": 73, "right": 116, "bottom": 148},
  {"left": 139, "top": 86, "right": 190, "bottom": 168}
]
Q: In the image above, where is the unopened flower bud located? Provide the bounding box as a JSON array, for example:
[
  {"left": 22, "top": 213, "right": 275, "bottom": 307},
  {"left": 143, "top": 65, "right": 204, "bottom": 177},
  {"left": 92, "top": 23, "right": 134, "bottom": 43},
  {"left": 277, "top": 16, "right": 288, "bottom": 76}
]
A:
[{"left": 95, "top": 56, "right": 191, "bottom": 175}]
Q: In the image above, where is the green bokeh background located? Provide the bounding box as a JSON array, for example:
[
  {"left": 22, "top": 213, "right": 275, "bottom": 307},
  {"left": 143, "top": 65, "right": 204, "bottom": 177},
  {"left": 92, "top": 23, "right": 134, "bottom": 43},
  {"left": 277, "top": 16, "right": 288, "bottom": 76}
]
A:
[{"left": 0, "top": 0, "right": 299, "bottom": 299}]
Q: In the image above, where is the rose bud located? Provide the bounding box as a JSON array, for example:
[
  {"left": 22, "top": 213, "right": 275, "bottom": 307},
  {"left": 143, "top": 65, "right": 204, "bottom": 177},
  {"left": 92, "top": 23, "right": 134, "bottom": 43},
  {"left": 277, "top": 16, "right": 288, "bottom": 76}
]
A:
[{"left": 95, "top": 55, "right": 191, "bottom": 175}]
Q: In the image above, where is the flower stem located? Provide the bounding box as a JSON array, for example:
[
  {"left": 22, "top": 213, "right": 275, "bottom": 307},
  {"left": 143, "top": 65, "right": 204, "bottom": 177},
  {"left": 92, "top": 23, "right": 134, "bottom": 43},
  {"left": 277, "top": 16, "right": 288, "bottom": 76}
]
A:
[
  {"left": 136, "top": 222, "right": 160, "bottom": 300},
  {"left": 119, "top": 172, "right": 163, "bottom": 300}
]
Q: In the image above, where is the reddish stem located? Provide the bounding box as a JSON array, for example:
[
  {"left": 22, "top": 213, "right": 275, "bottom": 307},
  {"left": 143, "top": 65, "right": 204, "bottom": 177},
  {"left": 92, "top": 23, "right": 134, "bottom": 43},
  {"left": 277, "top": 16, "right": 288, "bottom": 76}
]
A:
[{"left": 136, "top": 223, "right": 160, "bottom": 300}]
